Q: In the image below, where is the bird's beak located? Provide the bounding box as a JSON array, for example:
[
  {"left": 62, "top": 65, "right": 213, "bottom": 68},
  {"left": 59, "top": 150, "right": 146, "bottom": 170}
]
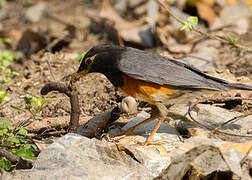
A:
[{"left": 71, "top": 69, "right": 88, "bottom": 83}]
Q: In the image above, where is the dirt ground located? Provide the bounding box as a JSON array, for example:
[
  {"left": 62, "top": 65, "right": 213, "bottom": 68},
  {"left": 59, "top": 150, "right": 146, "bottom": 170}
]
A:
[{"left": 0, "top": 0, "right": 252, "bottom": 150}]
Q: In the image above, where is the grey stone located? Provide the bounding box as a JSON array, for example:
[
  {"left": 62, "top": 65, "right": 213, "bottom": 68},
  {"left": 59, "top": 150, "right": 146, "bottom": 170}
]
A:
[
  {"left": 2, "top": 134, "right": 150, "bottom": 180},
  {"left": 181, "top": 50, "right": 217, "bottom": 73},
  {"left": 220, "top": 3, "right": 251, "bottom": 25},
  {"left": 25, "top": 2, "right": 46, "bottom": 23},
  {"left": 2, "top": 105, "right": 251, "bottom": 180}
]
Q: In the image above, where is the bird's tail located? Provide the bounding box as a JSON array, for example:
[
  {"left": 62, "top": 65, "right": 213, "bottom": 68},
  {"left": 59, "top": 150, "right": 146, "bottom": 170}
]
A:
[{"left": 225, "top": 83, "right": 252, "bottom": 91}]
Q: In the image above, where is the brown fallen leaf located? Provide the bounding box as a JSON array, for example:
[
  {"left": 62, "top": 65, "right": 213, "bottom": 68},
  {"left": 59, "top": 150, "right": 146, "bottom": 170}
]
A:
[{"left": 196, "top": 2, "right": 216, "bottom": 25}]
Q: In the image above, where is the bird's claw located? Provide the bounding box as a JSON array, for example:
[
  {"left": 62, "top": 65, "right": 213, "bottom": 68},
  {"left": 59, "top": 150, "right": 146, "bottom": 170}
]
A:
[
  {"left": 136, "top": 140, "right": 162, "bottom": 146},
  {"left": 102, "top": 130, "right": 146, "bottom": 142}
]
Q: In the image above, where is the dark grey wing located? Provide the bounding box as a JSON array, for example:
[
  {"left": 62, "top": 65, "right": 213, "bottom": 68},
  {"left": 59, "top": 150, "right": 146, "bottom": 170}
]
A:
[{"left": 117, "top": 48, "right": 229, "bottom": 90}]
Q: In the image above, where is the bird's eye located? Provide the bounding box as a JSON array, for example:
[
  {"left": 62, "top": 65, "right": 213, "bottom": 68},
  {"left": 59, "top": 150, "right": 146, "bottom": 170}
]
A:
[{"left": 85, "top": 58, "right": 92, "bottom": 65}]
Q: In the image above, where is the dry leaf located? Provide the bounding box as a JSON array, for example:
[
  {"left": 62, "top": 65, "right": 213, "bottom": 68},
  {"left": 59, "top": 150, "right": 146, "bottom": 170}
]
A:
[{"left": 196, "top": 2, "right": 216, "bottom": 25}]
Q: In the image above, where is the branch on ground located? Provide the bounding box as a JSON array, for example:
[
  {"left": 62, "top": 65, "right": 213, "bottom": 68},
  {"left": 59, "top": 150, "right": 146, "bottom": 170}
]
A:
[
  {"left": 40, "top": 81, "right": 80, "bottom": 132},
  {"left": 0, "top": 147, "right": 33, "bottom": 169},
  {"left": 158, "top": 0, "right": 252, "bottom": 52},
  {"left": 187, "top": 101, "right": 252, "bottom": 139}
]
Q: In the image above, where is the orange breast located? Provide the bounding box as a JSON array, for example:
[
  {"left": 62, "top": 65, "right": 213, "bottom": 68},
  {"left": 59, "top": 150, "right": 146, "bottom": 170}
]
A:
[{"left": 122, "top": 75, "right": 175, "bottom": 104}]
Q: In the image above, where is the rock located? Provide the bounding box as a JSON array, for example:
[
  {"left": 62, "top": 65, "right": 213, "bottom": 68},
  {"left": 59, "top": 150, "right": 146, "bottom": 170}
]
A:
[
  {"left": 220, "top": 3, "right": 251, "bottom": 26},
  {"left": 1, "top": 134, "right": 150, "bottom": 180},
  {"left": 156, "top": 137, "right": 252, "bottom": 179},
  {"left": 147, "top": 0, "right": 158, "bottom": 28},
  {"left": 1, "top": 105, "right": 251, "bottom": 179},
  {"left": 114, "top": 0, "right": 128, "bottom": 14},
  {"left": 211, "top": 3, "right": 251, "bottom": 34},
  {"left": 25, "top": 2, "right": 46, "bottom": 23},
  {"left": 166, "top": 103, "right": 251, "bottom": 141},
  {"left": 128, "top": 0, "right": 146, "bottom": 8},
  {"left": 181, "top": 48, "right": 217, "bottom": 72},
  {"left": 1, "top": 112, "right": 182, "bottom": 180},
  {"left": 195, "top": 104, "right": 241, "bottom": 125}
]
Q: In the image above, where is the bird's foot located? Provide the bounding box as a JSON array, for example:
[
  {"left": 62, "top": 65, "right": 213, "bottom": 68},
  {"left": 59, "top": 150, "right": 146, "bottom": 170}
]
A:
[
  {"left": 104, "top": 129, "right": 146, "bottom": 142},
  {"left": 163, "top": 118, "right": 174, "bottom": 127},
  {"left": 136, "top": 139, "right": 164, "bottom": 146}
]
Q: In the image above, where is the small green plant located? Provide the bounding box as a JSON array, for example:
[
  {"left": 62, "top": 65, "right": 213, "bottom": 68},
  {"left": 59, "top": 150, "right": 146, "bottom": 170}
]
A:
[
  {"left": 11, "top": 95, "right": 56, "bottom": 118},
  {"left": 0, "top": 119, "right": 37, "bottom": 171},
  {"left": 0, "top": 47, "right": 20, "bottom": 84},
  {"left": 0, "top": 90, "right": 10, "bottom": 103},
  {"left": 229, "top": 36, "right": 239, "bottom": 44},
  {"left": 180, "top": 16, "right": 198, "bottom": 31},
  {"left": 0, "top": 38, "right": 11, "bottom": 44},
  {"left": 0, "top": 157, "right": 12, "bottom": 171}
]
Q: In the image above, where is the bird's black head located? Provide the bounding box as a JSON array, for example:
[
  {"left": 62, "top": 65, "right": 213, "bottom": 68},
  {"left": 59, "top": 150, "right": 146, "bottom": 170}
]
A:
[{"left": 75, "top": 44, "right": 125, "bottom": 77}]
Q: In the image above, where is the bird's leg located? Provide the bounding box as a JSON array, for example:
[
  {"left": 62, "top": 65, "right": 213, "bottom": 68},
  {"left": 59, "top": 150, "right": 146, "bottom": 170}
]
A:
[
  {"left": 109, "top": 105, "right": 160, "bottom": 137},
  {"left": 137, "top": 102, "right": 168, "bottom": 146}
]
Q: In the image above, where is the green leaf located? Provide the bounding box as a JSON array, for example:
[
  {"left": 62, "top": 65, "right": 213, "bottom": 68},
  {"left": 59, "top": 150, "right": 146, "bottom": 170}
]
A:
[
  {"left": 76, "top": 51, "right": 87, "bottom": 62},
  {"left": 187, "top": 16, "right": 198, "bottom": 25},
  {"left": 7, "top": 137, "right": 20, "bottom": 144},
  {"left": 18, "top": 137, "right": 28, "bottom": 143},
  {"left": 23, "top": 144, "right": 38, "bottom": 150},
  {"left": 229, "top": 36, "right": 239, "bottom": 44},
  {"left": 24, "top": 95, "right": 32, "bottom": 105},
  {"left": 31, "top": 144, "right": 38, "bottom": 150},
  {"left": 31, "top": 96, "right": 42, "bottom": 112},
  {"left": 0, "top": 157, "right": 12, "bottom": 171},
  {"left": 10, "top": 104, "right": 23, "bottom": 110},
  {"left": 17, "top": 127, "right": 28, "bottom": 134},
  {"left": 0, "top": 38, "right": 12, "bottom": 44},
  {"left": 32, "top": 96, "right": 56, "bottom": 112},
  {"left": 180, "top": 16, "right": 198, "bottom": 31},
  {"left": 15, "top": 148, "right": 34, "bottom": 159},
  {"left": 4, "top": 68, "right": 11, "bottom": 75},
  {"left": 0, "top": 128, "right": 8, "bottom": 136},
  {"left": 32, "top": 96, "right": 41, "bottom": 107},
  {"left": 0, "top": 50, "right": 16, "bottom": 67},
  {"left": 23, "top": 144, "right": 32, "bottom": 149},
  {"left": 1, "top": 76, "right": 11, "bottom": 84},
  {"left": 0, "top": 90, "right": 9, "bottom": 103},
  {"left": 12, "top": 71, "right": 20, "bottom": 76},
  {"left": 0, "top": 119, "right": 13, "bottom": 129},
  {"left": 41, "top": 98, "right": 56, "bottom": 104}
]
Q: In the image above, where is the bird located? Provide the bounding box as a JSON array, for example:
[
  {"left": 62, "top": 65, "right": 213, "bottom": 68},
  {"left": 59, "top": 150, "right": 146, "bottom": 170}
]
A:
[{"left": 72, "top": 44, "right": 252, "bottom": 145}]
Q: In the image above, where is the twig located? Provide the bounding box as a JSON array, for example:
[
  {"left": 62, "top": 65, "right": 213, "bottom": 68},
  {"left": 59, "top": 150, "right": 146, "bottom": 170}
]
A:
[
  {"left": 216, "top": 111, "right": 252, "bottom": 130},
  {"left": 187, "top": 102, "right": 252, "bottom": 139},
  {"left": 32, "top": 129, "right": 67, "bottom": 139},
  {"left": 0, "top": 147, "right": 34, "bottom": 169},
  {"left": 77, "top": 107, "right": 120, "bottom": 138},
  {"left": 240, "top": 145, "right": 252, "bottom": 167},
  {"left": 0, "top": 147, "right": 19, "bottom": 163},
  {"left": 46, "top": 54, "right": 56, "bottom": 81},
  {"left": 40, "top": 81, "right": 80, "bottom": 132},
  {"left": 157, "top": 0, "right": 252, "bottom": 52}
]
